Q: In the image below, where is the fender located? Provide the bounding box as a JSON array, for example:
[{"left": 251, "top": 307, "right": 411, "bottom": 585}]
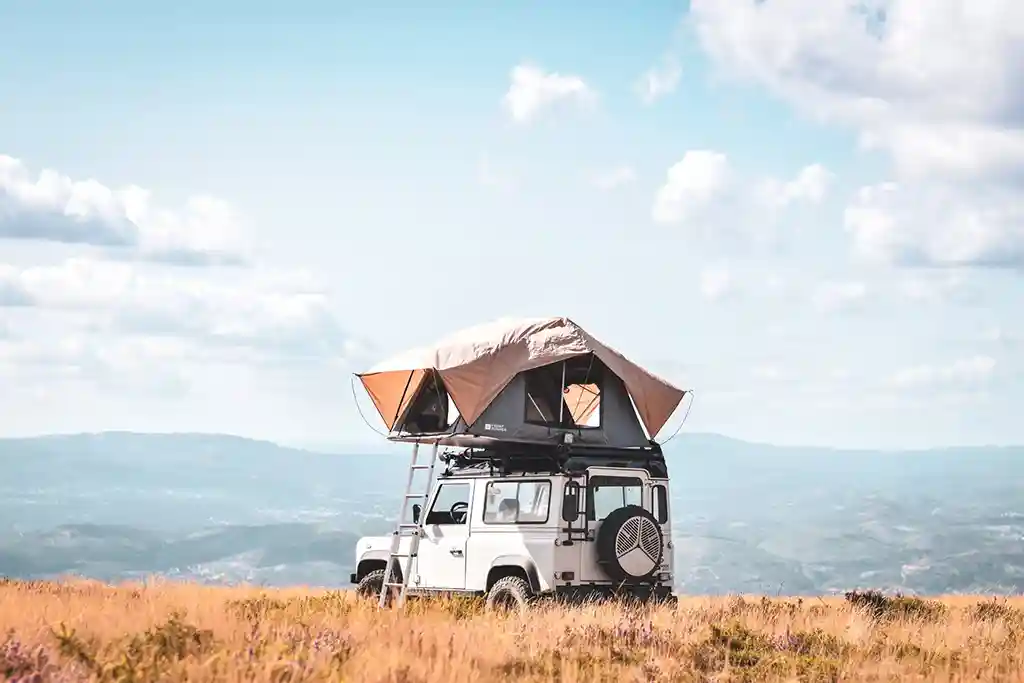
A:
[
  {"left": 358, "top": 549, "right": 391, "bottom": 564},
  {"left": 356, "top": 548, "right": 395, "bottom": 581},
  {"left": 489, "top": 554, "right": 542, "bottom": 593}
]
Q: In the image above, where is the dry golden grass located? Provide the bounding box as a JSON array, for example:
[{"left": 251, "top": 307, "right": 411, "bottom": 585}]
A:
[{"left": 2, "top": 578, "right": 1024, "bottom": 682}]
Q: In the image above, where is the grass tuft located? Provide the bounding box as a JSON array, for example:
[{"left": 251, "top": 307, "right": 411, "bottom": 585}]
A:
[{"left": 0, "top": 579, "right": 1022, "bottom": 681}]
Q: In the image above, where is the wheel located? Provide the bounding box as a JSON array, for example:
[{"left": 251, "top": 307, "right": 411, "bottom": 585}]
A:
[
  {"left": 485, "top": 575, "right": 533, "bottom": 612},
  {"left": 595, "top": 504, "right": 665, "bottom": 583},
  {"left": 356, "top": 568, "right": 393, "bottom": 605}
]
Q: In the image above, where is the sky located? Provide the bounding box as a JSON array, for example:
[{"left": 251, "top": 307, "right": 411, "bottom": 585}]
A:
[{"left": 1, "top": 0, "right": 1022, "bottom": 450}]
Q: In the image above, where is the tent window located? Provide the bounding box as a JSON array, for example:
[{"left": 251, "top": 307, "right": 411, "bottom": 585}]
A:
[
  {"left": 523, "top": 357, "right": 603, "bottom": 429},
  {"left": 400, "top": 371, "right": 449, "bottom": 434},
  {"left": 524, "top": 371, "right": 562, "bottom": 426}
]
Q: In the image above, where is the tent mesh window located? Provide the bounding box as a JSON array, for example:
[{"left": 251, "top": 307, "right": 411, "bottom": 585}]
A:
[{"left": 523, "top": 354, "right": 604, "bottom": 429}]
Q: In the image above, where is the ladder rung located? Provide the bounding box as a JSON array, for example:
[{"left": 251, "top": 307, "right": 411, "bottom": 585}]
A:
[
  {"left": 404, "top": 492, "right": 427, "bottom": 499},
  {"left": 410, "top": 464, "right": 433, "bottom": 470}
]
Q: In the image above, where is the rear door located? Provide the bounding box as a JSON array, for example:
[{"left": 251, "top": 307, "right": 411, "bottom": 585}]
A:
[{"left": 577, "top": 467, "right": 649, "bottom": 583}]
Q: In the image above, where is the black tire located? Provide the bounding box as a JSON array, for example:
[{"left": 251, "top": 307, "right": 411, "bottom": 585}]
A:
[
  {"left": 595, "top": 504, "right": 665, "bottom": 583},
  {"left": 356, "top": 568, "right": 387, "bottom": 601},
  {"left": 485, "top": 575, "right": 533, "bottom": 612}
]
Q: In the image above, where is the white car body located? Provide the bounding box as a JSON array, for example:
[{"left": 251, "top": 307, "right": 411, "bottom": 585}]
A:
[{"left": 351, "top": 462, "right": 675, "bottom": 605}]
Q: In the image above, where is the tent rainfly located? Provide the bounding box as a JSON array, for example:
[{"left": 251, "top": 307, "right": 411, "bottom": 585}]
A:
[{"left": 355, "top": 316, "right": 689, "bottom": 448}]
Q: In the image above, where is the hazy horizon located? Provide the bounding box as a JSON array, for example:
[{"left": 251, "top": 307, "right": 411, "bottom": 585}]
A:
[
  {"left": 4, "top": 429, "right": 1024, "bottom": 455},
  {"left": 2, "top": 431, "right": 1022, "bottom": 596}
]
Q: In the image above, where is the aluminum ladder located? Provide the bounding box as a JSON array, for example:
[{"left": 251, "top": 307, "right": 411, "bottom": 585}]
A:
[{"left": 379, "top": 441, "right": 439, "bottom": 608}]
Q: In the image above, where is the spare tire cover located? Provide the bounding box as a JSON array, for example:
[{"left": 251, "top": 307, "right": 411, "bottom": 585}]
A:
[{"left": 595, "top": 504, "right": 665, "bottom": 582}]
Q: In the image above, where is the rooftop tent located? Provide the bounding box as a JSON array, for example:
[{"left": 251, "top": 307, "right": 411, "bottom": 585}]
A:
[{"left": 354, "top": 316, "right": 688, "bottom": 447}]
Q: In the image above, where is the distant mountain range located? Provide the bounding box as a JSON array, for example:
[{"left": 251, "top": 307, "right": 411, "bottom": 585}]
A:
[{"left": 1, "top": 431, "right": 1022, "bottom": 595}]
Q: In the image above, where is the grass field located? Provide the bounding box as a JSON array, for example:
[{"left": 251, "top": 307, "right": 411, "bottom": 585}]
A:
[{"left": 2, "top": 579, "right": 1023, "bottom": 682}]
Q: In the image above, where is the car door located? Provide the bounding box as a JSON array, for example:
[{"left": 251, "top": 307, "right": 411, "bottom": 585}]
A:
[
  {"left": 579, "top": 468, "right": 648, "bottom": 582},
  {"left": 415, "top": 480, "right": 473, "bottom": 591}
]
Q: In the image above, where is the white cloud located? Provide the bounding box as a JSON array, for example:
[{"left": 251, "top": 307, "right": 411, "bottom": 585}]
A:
[
  {"left": 0, "top": 155, "right": 245, "bottom": 266},
  {"left": 698, "top": 266, "right": 734, "bottom": 301},
  {"left": 689, "top": 0, "right": 1024, "bottom": 270},
  {"left": 636, "top": 54, "right": 682, "bottom": 104},
  {"left": 652, "top": 150, "right": 731, "bottom": 225},
  {"left": 591, "top": 166, "right": 637, "bottom": 190},
  {"left": 755, "top": 164, "right": 834, "bottom": 209},
  {"left": 844, "top": 181, "right": 1024, "bottom": 268},
  {"left": 652, "top": 152, "right": 833, "bottom": 252},
  {"left": 0, "top": 331, "right": 195, "bottom": 396},
  {"left": 689, "top": 0, "right": 1024, "bottom": 182},
  {"left": 899, "top": 271, "right": 978, "bottom": 304},
  {"left": 0, "top": 258, "right": 347, "bottom": 361},
  {"left": 888, "top": 355, "right": 997, "bottom": 390},
  {"left": 502, "top": 63, "right": 596, "bottom": 124},
  {"left": 811, "top": 280, "right": 868, "bottom": 312}
]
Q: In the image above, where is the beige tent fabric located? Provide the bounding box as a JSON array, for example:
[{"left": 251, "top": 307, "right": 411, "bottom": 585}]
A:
[
  {"left": 356, "top": 316, "right": 687, "bottom": 438},
  {"left": 359, "top": 369, "right": 427, "bottom": 431}
]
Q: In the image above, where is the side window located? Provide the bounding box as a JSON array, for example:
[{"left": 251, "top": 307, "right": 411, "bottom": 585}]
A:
[
  {"left": 424, "top": 482, "right": 470, "bottom": 525},
  {"left": 483, "top": 480, "right": 552, "bottom": 524},
  {"left": 652, "top": 484, "right": 668, "bottom": 524},
  {"left": 588, "top": 476, "right": 642, "bottom": 521}
]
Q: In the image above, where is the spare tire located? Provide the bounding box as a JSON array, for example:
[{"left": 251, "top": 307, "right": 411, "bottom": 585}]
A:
[{"left": 595, "top": 504, "right": 664, "bottom": 583}]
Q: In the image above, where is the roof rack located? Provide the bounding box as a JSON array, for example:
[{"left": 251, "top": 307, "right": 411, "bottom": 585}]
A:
[{"left": 435, "top": 441, "right": 669, "bottom": 479}]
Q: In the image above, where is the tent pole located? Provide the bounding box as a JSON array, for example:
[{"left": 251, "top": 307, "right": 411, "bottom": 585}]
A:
[{"left": 559, "top": 361, "right": 566, "bottom": 424}]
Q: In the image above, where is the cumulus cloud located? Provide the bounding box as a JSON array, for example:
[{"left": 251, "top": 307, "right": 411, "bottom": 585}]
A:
[
  {"left": 0, "top": 152, "right": 362, "bottom": 420},
  {"left": 844, "top": 181, "right": 1024, "bottom": 269},
  {"left": 502, "top": 63, "right": 596, "bottom": 123},
  {"left": 0, "top": 258, "right": 348, "bottom": 361},
  {"left": 689, "top": 0, "right": 1024, "bottom": 269},
  {"left": 652, "top": 151, "right": 833, "bottom": 251},
  {"left": 652, "top": 150, "right": 731, "bottom": 226},
  {"left": 754, "top": 164, "right": 834, "bottom": 209},
  {"left": 0, "top": 154, "right": 245, "bottom": 266},
  {"left": 689, "top": 0, "right": 1024, "bottom": 181},
  {"left": 636, "top": 54, "right": 682, "bottom": 104}
]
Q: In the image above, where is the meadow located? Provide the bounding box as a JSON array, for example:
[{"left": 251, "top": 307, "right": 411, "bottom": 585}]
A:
[{"left": 1, "top": 579, "right": 1023, "bottom": 682}]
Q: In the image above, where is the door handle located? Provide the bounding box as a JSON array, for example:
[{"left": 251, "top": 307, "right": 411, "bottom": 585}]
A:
[{"left": 449, "top": 548, "right": 464, "bottom": 556}]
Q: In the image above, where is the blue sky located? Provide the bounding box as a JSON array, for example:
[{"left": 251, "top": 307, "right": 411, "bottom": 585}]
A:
[{"left": 1, "top": 0, "right": 1022, "bottom": 449}]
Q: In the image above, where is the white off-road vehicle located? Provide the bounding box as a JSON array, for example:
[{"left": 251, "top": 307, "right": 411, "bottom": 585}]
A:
[
  {"left": 350, "top": 443, "right": 676, "bottom": 608},
  {"left": 347, "top": 316, "right": 689, "bottom": 609}
]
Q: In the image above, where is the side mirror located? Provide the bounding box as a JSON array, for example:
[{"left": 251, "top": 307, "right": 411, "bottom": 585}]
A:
[
  {"left": 561, "top": 481, "right": 580, "bottom": 522},
  {"left": 412, "top": 503, "right": 421, "bottom": 524}
]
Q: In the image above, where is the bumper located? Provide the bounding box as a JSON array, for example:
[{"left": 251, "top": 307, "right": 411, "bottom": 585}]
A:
[{"left": 551, "top": 583, "right": 677, "bottom": 605}]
